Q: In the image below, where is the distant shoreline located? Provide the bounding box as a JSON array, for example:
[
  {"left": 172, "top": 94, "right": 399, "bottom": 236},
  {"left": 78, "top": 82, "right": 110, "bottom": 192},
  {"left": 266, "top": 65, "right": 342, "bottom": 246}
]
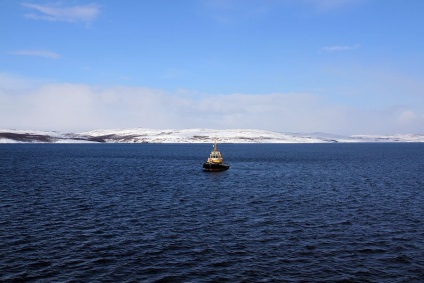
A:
[{"left": 1, "top": 129, "right": 423, "bottom": 144}]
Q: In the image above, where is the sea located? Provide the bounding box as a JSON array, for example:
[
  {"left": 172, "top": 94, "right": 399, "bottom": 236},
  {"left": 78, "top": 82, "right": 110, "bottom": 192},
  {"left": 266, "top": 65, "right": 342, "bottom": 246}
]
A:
[{"left": 1, "top": 143, "right": 423, "bottom": 282}]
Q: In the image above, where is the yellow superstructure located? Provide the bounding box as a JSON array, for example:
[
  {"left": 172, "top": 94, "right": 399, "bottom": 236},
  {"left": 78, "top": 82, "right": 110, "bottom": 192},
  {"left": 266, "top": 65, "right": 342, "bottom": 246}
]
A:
[
  {"left": 207, "top": 141, "right": 224, "bottom": 164},
  {"left": 203, "top": 139, "right": 230, "bottom": 171}
]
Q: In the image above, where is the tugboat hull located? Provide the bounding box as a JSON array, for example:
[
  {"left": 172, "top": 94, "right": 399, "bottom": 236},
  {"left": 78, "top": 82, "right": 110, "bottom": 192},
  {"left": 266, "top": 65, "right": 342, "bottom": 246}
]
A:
[{"left": 203, "top": 162, "right": 230, "bottom": 171}]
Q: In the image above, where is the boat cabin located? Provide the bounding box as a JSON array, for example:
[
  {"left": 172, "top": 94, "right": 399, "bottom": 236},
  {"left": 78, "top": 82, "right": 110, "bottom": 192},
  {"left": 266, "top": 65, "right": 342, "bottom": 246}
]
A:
[{"left": 203, "top": 139, "right": 229, "bottom": 171}]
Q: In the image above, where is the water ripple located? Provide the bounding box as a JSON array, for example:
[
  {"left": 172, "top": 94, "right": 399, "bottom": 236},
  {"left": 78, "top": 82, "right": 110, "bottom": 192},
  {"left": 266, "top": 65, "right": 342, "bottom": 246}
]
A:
[{"left": 1, "top": 143, "right": 424, "bottom": 282}]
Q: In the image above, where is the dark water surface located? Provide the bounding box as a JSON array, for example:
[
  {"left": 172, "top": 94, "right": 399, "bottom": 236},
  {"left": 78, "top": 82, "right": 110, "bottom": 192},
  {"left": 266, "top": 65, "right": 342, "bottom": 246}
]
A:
[{"left": 1, "top": 143, "right": 424, "bottom": 282}]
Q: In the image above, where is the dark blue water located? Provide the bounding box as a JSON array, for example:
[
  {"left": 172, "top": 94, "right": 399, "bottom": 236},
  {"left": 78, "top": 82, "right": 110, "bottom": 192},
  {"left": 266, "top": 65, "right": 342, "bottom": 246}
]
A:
[{"left": 1, "top": 143, "right": 424, "bottom": 282}]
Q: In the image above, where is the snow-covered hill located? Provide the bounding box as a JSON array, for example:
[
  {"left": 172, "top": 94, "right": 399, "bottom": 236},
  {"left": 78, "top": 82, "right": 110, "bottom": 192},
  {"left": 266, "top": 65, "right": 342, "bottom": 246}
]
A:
[{"left": 1, "top": 128, "right": 423, "bottom": 143}]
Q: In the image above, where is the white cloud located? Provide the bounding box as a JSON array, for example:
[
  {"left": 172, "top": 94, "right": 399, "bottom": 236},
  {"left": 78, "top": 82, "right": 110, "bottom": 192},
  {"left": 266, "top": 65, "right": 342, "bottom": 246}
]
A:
[
  {"left": 10, "top": 50, "right": 60, "bottom": 59},
  {"left": 1, "top": 80, "right": 423, "bottom": 134},
  {"left": 22, "top": 2, "right": 100, "bottom": 23},
  {"left": 322, "top": 44, "right": 361, "bottom": 52},
  {"left": 0, "top": 73, "right": 45, "bottom": 89}
]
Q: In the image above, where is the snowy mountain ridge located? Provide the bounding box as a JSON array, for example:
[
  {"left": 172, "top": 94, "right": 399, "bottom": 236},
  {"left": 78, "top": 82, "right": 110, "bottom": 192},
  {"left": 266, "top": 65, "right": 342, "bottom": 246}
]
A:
[{"left": 1, "top": 128, "right": 423, "bottom": 143}]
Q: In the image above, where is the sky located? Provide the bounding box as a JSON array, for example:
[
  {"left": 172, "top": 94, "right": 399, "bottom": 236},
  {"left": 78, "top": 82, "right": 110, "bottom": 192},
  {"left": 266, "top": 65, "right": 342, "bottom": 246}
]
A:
[{"left": 1, "top": 0, "right": 423, "bottom": 134}]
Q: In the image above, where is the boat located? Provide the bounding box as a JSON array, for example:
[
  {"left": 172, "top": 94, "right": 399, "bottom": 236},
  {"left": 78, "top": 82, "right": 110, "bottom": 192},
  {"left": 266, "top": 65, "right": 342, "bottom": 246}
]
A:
[{"left": 203, "top": 140, "right": 230, "bottom": 171}]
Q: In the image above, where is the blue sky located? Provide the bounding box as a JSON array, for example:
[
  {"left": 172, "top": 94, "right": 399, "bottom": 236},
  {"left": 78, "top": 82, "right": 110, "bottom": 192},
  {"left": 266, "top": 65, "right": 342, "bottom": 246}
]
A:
[{"left": 1, "top": 0, "right": 423, "bottom": 134}]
